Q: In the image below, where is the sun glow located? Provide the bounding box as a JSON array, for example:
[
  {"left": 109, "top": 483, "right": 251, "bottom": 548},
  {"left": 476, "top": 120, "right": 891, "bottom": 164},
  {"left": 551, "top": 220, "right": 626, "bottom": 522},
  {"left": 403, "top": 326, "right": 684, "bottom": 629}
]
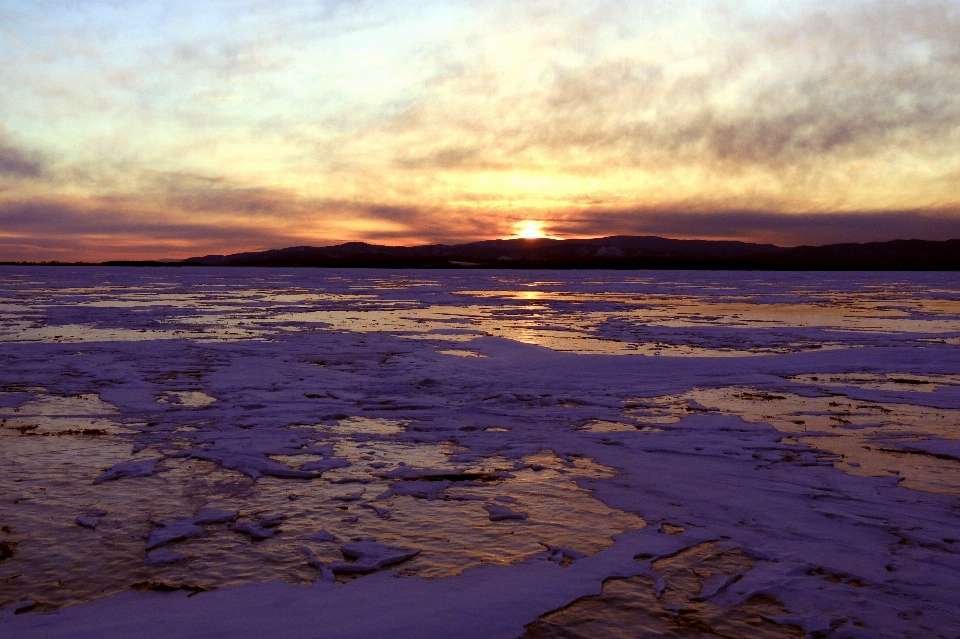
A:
[{"left": 514, "top": 220, "right": 548, "bottom": 239}]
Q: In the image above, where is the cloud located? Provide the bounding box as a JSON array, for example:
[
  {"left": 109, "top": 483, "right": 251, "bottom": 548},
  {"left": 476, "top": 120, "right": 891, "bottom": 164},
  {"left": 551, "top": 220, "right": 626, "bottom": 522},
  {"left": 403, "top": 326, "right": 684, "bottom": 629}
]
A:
[
  {"left": 0, "top": 136, "right": 46, "bottom": 179},
  {"left": 0, "top": 177, "right": 479, "bottom": 260},
  {"left": 2, "top": 0, "right": 960, "bottom": 260},
  {"left": 4, "top": 185, "right": 959, "bottom": 262},
  {"left": 374, "top": 1, "right": 960, "bottom": 178},
  {"left": 549, "top": 208, "right": 960, "bottom": 246}
]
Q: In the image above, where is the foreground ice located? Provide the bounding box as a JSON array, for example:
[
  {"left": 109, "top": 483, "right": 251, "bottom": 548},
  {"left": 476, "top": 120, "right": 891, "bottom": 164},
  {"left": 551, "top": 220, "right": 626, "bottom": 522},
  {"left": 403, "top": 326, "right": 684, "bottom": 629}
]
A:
[{"left": 1, "top": 268, "right": 959, "bottom": 638}]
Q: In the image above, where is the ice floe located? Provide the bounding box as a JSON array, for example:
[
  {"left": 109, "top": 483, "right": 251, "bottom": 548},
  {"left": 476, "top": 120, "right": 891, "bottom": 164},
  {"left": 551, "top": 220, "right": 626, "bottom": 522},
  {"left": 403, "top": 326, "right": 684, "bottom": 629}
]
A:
[
  {"left": 2, "top": 268, "right": 959, "bottom": 638},
  {"left": 93, "top": 458, "right": 161, "bottom": 484},
  {"left": 297, "top": 529, "right": 337, "bottom": 543},
  {"left": 329, "top": 538, "right": 420, "bottom": 574},
  {"left": 145, "top": 519, "right": 205, "bottom": 550},
  {"left": 229, "top": 515, "right": 285, "bottom": 541},
  {"left": 484, "top": 504, "right": 529, "bottom": 521}
]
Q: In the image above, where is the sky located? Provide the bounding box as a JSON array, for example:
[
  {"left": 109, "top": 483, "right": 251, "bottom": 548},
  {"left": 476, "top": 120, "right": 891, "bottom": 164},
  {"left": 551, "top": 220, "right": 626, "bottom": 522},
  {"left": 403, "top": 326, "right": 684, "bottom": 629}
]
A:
[{"left": 1, "top": 0, "right": 960, "bottom": 260}]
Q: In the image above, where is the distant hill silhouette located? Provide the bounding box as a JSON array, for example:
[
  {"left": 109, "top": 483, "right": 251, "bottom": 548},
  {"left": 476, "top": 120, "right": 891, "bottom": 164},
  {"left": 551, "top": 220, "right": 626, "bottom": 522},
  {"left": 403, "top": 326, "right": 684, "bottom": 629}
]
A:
[{"left": 167, "top": 236, "right": 960, "bottom": 270}]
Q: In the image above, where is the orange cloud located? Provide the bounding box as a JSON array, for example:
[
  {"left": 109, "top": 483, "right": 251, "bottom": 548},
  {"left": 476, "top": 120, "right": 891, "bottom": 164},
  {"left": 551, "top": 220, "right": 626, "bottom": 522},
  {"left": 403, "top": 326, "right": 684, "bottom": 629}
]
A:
[{"left": 1, "top": 1, "right": 959, "bottom": 260}]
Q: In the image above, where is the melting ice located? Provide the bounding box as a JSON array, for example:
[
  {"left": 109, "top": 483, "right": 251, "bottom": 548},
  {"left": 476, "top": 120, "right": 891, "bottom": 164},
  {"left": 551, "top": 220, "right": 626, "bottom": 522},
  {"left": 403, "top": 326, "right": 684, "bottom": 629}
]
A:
[{"left": 1, "top": 268, "right": 959, "bottom": 638}]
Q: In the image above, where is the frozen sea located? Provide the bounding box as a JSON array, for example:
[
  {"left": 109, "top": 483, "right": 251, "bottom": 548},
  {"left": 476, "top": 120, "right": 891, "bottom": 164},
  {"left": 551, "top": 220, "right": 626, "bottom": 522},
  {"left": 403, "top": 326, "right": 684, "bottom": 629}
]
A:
[{"left": 1, "top": 267, "right": 959, "bottom": 638}]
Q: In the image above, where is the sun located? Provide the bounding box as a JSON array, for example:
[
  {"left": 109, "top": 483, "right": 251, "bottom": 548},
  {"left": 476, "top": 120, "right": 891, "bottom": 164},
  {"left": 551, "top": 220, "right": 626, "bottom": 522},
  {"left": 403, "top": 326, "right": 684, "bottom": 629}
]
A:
[{"left": 514, "top": 220, "right": 548, "bottom": 239}]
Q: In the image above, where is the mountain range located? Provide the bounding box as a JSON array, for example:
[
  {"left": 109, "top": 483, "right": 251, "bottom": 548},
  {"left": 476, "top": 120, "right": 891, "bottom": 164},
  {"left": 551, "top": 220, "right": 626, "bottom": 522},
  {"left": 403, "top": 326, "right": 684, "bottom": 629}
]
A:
[{"left": 147, "top": 236, "right": 960, "bottom": 270}]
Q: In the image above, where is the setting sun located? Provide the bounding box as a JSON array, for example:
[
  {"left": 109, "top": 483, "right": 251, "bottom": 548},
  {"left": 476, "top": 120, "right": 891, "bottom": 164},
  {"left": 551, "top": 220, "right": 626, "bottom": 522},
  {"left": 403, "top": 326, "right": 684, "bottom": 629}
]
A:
[
  {"left": 514, "top": 220, "right": 548, "bottom": 239},
  {"left": 1, "top": 1, "right": 958, "bottom": 634}
]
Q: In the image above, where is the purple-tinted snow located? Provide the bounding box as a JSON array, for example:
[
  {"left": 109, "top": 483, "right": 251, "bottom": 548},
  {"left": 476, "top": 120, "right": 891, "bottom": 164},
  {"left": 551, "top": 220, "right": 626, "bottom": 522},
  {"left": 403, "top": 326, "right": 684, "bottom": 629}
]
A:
[{"left": 1, "top": 268, "right": 959, "bottom": 638}]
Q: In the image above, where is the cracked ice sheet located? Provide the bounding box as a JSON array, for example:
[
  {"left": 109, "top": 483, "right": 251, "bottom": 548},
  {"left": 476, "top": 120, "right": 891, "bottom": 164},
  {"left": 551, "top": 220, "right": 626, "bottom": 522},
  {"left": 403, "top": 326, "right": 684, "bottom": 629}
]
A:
[
  {"left": 0, "top": 381, "right": 642, "bottom": 610},
  {"left": 3, "top": 529, "right": 697, "bottom": 639},
  {"left": 1, "top": 268, "right": 960, "bottom": 638}
]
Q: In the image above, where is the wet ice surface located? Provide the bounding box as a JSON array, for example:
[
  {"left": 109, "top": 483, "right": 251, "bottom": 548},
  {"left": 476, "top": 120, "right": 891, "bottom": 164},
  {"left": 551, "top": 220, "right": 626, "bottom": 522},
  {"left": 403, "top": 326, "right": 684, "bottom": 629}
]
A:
[
  {"left": 1, "top": 268, "right": 960, "bottom": 638},
  {"left": 619, "top": 384, "right": 960, "bottom": 495},
  {"left": 525, "top": 541, "right": 804, "bottom": 639}
]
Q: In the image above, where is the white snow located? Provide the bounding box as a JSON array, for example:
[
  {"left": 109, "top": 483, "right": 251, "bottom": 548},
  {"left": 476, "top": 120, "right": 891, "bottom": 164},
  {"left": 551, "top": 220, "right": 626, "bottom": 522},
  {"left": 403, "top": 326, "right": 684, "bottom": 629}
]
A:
[
  {"left": 93, "top": 458, "right": 161, "bottom": 484},
  {"left": 229, "top": 522, "right": 279, "bottom": 540},
  {"left": 329, "top": 538, "right": 421, "bottom": 574},
  {"left": 2, "top": 268, "right": 960, "bottom": 638},
  {"left": 145, "top": 519, "right": 205, "bottom": 550},
  {"left": 484, "top": 504, "right": 529, "bottom": 521},
  {"left": 298, "top": 530, "right": 337, "bottom": 543}
]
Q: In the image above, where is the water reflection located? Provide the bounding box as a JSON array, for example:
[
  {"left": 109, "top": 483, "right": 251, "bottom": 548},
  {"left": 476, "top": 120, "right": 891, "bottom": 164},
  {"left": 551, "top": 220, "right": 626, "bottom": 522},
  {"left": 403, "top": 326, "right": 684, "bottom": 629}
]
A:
[
  {"left": 2, "top": 268, "right": 959, "bottom": 620},
  {"left": 525, "top": 542, "right": 803, "bottom": 639},
  {"left": 3, "top": 269, "right": 958, "bottom": 355},
  {"left": 622, "top": 380, "right": 960, "bottom": 495},
  {"left": 0, "top": 400, "right": 643, "bottom": 612}
]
